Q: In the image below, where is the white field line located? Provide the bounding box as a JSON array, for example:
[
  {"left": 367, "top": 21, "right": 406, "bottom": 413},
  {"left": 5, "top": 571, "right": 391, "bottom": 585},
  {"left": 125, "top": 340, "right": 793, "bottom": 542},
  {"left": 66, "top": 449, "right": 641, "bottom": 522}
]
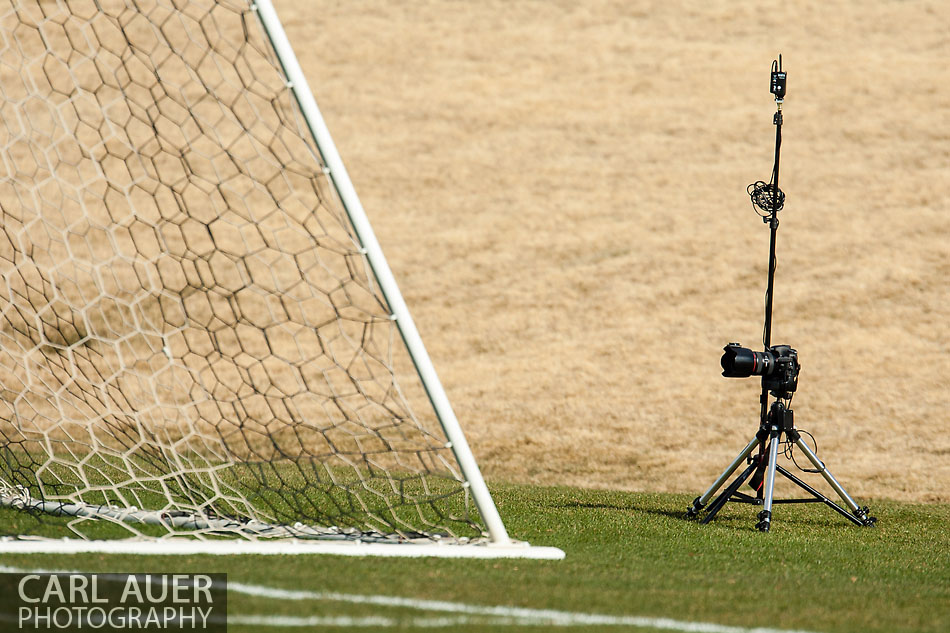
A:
[
  {"left": 228, "top": 614, "right": 506, "bottom": 627},
  {"left": 226, "top": 581, "right": 823, "bottom": 632},
  {"left": 0, "top": 565, "right": 823, "bottom": 633}
]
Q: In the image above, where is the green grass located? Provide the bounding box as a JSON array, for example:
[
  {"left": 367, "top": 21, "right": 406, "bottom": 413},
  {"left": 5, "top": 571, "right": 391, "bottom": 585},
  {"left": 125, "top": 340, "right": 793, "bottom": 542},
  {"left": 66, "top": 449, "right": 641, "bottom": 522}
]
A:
[{"left": 1, "top": 483, "right": 947, "bottom": 633}]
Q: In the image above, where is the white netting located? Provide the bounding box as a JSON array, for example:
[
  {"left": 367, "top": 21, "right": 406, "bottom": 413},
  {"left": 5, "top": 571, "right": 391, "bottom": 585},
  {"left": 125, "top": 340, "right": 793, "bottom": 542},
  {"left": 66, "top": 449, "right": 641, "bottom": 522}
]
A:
[{"left": 0, "top": 0, "right": 481, "bottom": 542}]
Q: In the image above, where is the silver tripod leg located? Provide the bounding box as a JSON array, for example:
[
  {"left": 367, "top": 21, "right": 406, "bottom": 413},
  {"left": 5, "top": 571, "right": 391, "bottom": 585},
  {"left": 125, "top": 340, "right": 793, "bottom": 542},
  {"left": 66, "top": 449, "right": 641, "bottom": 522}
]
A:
[
  {"left": 793, "top": 436, "right": 862, "bottom": 514},
  {"left": 757, "top": 426, "right": 781, "bottom": 531},
  {"left": 687, "top": 435, "right": 761, "bottom": 516}
]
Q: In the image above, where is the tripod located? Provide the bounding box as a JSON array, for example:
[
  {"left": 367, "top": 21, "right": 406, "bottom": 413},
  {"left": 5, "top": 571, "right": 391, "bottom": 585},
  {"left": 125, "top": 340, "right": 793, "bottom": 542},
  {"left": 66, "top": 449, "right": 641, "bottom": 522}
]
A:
[{"left": 685, "top": 57, "right": 876, "bottom": 532}]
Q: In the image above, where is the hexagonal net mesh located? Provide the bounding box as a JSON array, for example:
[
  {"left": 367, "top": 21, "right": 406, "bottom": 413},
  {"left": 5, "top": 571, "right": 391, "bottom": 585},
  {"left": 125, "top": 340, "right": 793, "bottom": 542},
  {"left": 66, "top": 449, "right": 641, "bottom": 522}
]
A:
[{"left": 0, "top": 0, "right": 484, "bottom": 543}]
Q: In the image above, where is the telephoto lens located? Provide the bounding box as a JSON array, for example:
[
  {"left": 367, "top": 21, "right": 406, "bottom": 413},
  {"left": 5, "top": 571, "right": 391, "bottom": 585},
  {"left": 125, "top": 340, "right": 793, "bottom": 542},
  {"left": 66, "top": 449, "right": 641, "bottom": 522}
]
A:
[{"left": 720, "top": 343, "right": 775, "bottom": 377}]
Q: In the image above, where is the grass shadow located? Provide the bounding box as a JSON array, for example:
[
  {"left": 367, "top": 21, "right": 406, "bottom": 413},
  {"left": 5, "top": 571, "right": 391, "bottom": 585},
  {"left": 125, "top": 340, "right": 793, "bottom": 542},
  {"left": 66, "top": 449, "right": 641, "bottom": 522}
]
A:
[{"left": 550, "top": 499, "right": 688, "bottom": 521}]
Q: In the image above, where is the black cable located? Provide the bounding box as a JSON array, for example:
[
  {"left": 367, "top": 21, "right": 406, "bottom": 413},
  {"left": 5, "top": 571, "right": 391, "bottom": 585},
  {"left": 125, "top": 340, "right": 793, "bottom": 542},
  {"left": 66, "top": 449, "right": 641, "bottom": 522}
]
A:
[
  {"left": 748, "top": 180, "right": 784, "bottom": 218},
  {"left": 783, "top": 428, "right": 820, "bottom": 473}
]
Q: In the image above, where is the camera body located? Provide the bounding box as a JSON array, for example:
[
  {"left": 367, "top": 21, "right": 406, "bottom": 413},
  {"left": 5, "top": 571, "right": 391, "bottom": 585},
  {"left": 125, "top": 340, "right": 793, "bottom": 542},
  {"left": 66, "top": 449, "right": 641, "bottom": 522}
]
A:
[{"left": 721, "top": 342, "right": 799, "bottom": 395}]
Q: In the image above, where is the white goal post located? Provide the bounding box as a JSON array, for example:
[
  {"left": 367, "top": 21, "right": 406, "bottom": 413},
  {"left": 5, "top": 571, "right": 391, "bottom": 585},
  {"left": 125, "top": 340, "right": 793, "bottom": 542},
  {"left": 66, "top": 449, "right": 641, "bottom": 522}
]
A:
[
  {"left": 0, "top": 0, "right": 562, "bottom": 560},
  {"left": 251, "top": 0, "right": 509, "bottom": 545}
]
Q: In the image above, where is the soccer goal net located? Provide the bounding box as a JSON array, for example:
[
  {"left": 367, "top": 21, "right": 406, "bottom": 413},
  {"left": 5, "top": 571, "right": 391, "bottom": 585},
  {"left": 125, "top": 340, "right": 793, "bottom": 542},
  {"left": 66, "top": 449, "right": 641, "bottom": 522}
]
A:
[{"left": 0, "top": 0, "right": 557, "bottom": 559}]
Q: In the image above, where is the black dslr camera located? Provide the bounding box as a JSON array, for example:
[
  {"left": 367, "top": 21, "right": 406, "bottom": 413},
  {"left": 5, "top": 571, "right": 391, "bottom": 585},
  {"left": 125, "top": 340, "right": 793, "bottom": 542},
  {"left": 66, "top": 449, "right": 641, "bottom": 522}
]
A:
[{"left": 721, "top": 343, "right": 799, "bottom": 395}]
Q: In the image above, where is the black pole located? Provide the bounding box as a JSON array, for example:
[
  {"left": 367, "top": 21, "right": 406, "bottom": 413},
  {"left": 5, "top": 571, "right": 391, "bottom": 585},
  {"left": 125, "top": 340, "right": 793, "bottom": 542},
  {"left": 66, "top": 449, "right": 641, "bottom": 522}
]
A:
[
  {"left": 762, "top": 106, "right": 782, "bottom": 350},
  {"left": 757, "top": 59, "right": 786, "bottom": 495},
  {"left": 760, "top": 105, "right": 783, "bottom": 439}
]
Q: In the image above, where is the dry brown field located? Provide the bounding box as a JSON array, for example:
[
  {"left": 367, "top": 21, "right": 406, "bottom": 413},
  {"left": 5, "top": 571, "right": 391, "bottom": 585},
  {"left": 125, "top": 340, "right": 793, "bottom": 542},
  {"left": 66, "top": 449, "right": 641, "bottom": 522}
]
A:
[{"left": 276, "top": 0, "right": 950, "bottom": 503}]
